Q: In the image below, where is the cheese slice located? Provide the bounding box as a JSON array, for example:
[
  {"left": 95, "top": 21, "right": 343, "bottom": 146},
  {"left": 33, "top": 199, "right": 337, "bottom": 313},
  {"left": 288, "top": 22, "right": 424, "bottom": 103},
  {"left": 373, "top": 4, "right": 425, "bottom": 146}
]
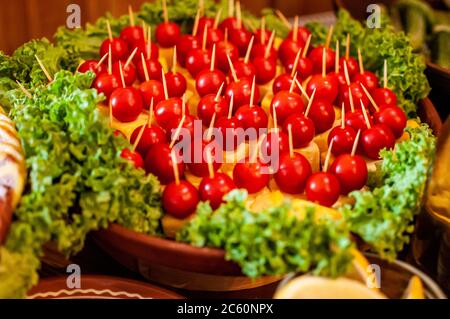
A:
[{"left": 295, "top": 141, "right": 320, "bottom": 173}]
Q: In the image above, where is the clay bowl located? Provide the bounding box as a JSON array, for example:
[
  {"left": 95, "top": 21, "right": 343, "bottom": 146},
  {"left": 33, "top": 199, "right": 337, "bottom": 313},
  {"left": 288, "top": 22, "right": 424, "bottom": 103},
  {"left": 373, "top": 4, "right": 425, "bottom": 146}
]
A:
[
  {"left": 27, "top": 275, "right": 184, "bottom": 299},
  {"left": 92, "top": 98, "right": 442, "bottom": 295}
]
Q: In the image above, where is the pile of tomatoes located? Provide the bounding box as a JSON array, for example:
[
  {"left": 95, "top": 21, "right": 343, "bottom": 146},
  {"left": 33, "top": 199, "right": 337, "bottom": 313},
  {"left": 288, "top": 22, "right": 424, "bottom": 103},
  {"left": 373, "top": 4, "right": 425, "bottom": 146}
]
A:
[{"left": 78, "top": 7, "right": 407, "bottom": 217}]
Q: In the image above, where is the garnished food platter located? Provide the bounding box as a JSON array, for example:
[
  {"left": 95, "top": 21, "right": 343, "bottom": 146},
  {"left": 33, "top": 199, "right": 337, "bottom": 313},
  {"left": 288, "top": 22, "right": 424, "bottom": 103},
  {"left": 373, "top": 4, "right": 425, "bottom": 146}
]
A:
[{"left": 0, "top": 0, "right": 447, "bottom": 299}]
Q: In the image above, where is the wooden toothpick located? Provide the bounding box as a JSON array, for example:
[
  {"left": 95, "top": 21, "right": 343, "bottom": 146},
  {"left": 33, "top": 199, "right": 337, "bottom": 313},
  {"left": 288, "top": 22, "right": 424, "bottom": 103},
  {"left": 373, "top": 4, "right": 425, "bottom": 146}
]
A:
[
  {"left": 304, "top": 88, "right": 316, "bottom": 117},
  {"left": 323, "top": 139, "right": 334, "bottom": 172},
  {"left": 35, "top": 55, "right": 53, "bottom": 83},
  {"left": 141, "top": 53, "right": 150, "bottom": 82},
  {"left": 161, "top": 69, "right": 169, "bottom": 100},
  {"left": 125, "top": 47, "right": 138, "bottom": 68},
  {"left": 170, "top": 150, "right": 180, "bottom": 185},
  {"left": 357, "top": 48, "right": 364, "bottom": 74},
  {"left": 351, "top": 130, "right": 361, "bottom": 156},
  {"left": 244, "top": 36, "right": 254, "bottom": 64},
  {"left": 15, "top": 80, "right": 32, "bottom": 99},
  {"left": 274, "top": 9, "right": 292, "bottom": 29}
]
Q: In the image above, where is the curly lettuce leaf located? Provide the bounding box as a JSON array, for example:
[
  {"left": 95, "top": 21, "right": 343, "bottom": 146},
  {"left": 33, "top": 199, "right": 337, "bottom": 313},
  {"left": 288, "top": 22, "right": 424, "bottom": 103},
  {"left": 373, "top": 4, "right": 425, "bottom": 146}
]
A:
[{"left": 178, "top": 190, "right": 353, "bottom": 278}]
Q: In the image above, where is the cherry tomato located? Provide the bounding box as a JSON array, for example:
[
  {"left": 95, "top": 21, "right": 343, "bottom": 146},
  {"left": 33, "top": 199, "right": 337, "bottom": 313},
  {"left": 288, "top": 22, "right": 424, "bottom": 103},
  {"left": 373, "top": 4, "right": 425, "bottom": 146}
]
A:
[
  {"left": 254, "top": 29, "right": 270, "bottom": 45},
  {"left": 233, "top": 157, "right": 270, "bottom": 193},
  {"left": 185, "top": 48, "right": 211, "bottom": 78},
  {"left": 279, "top": 39, "right": 303, "bottom": 66},
  {"left": 328, "top": 71, "right": 347, "bottom": 87},
  {"left": 229, "top": 28, "right": 252, "bottom": 56},
  {"left": 78, "top": 60, "right": 107, "bottom": 75},
  {"left": 216, "top": 40, "right": 240, "bottom": 73},
  {"left": 272, "top": 74, "right": 301, "bottom": 95},
  {"left": 199, "top": 173, "right": 236, "bottom": 209},
  {"left": 275, "top": 152, "right": 312, "bottom": 194},
  {"left": 198, "top": 17, "right": 215, "bottom": 36},
  {"left": 197, "top": 94, "right": 228, "bottom": 126},
  {"left": 139, "top": 80, "right": 165, "bottom": 106},
  {"left": 216, "top": 116, "right": 242, "bottom": 151},
  {"left": 372, "top": 87, "right": 397, "bottom": 108},
  {"left": 327, "top": 126, "right": 357, "bottom": 156},
  {"left": 176, "top": 35, "right": 201, "bottom": 67},
  {"left": 92, "top": 73, "right": 120, "bottom": 103},
  {"left": 373, "top": 106, "right": 407, "bottom": 138},
  {"left": 232, "top": 60, "right": 256, "bottom": 81},
  {"left": 144, "top": 143, "right": 185, "bottom": 184},
  {"left": 120, "top": 148, "right": 144, "bottom": 169},
  {"left": 260, "top": 130, "right": 290, "bottom": 162},
  {"left": 337, "top": 82, "right": 369, "bottom": 113},
  {"left": 361, "top": 124, "right": 395, "bottom": 159},
  {"left": 235, "top": 105, "right": 268, "bottom": 133},
  {"left": 120, "top": 26, "right": 144, "bottom": 48},
  {"left": 165, "top": 114, "right": 196, "bottom": 143},
  {"left": 270, "top": 91, "right": 304, "bottom": 125},
  {"left": 206, "top": 28, "right": 224, "bottom": 48},
  {"left": 224, "top": 78, "right": 260, "bottom": 110},
  {"left": 305, "top": 172, "right": 341, "bottom": 207},
  {"left": 282, "top": 114, "right": 315, "bottom": 148},
  {"left": 250, "top": 43, "right": 277, "bottom": 61},
  {"left": 100, "top": 38, "right": 129, "bottom": 62},
  {"left": 155, "top": 22, "right": 181, "bottom": 48},
  {"left": 253, "top": 56, "right": 277, "bottom": 85},
  {"left": 308, "top": 46, "right": 335, "bottom": 74},
  {"left": 306, "top": 74, "right": 338, "bottom": 104},
  {"left": 287, "top": 27, "right": 311, "bottom": 43},
  {"left": 130, "top": 124, "right": 167, "bottom": 157},
  {"left": 196, "top": 69, "right": 226, "bottom": 97},
  {"left": 112, "top": 61, "right": 136, "bottom": 86},
  {"left": 163, "top": 180, "right": 199, "bottom": 218},
  {"left": 307, "top": 100, "right": 336, "bottom": 134},
  {"left": 165, "top": 71, "right": 187, "bottom": 98},
  {"left": 352, "top": 71, "right": 379, "bottom": 92},
  {"left": 339, "top": 56, "right": 358, "bottom": 77},
  {"left": 136, "top": 58, "right": 163, "bottom": 82},
  {"left": 219, "top": 17, "right": 239, "bottom": 32},
  {"left": 110, "top": 87, "right": 143, "bottom": 123},
  {"left": 345, "top": 110, "right": 372, "bottom": 132},
  {"left": 133, "top": 41, "right": 159, "bottom": 64},
  {"left": 284, "top": 57, "right": 313, "bottom": 80},
  {"left": 154, "top": 97, "right": 185, "bottom": 129},
  {"left": 187, "top": 139, "right": 221, "bottom": 177},
  {"left": 329, "top": 154, "right": 368, "bottom": 195}
]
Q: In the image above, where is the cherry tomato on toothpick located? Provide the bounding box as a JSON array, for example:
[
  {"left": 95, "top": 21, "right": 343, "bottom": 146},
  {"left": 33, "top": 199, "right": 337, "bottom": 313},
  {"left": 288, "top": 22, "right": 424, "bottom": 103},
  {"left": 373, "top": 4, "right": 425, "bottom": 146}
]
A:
[
  {"left": 196, "top": 69, "right": 226, "bottom": 97},
  {"left": 224, "top": 78, "right": 260, "bottom": 110},
  {"left": 197, "top": 94, "right": 228, "bottom": 126},
  {"left": 120, "top": 26, "right": 144, "bottom": 48},
  {"left": 307, "top": 100, "right": 336, "bottom": 134},
  {"left": 233, "top": 157, "right": 270, "bottom": 194},
  {"left": 163, "top": 180, "right": 199, "bottom": 218},
  {"left": 327, "top": 125, "right": 357, "bottom": 156},
  {"left": 112, "top": 61, "right": 136, "bottom": 86},
  {"left": 329, "top": 153, "right": 368, "bottom": 195},
  {"left": 176, "top": 35, "right": 201, "bottom": 67},
  {"left": 199, "top": 173, "right": 236, "bottom": 209},
  {"left": 373, "top": 106, "right": 407, "bottom": 138},
  {"left": 130, "top": 124, "right": 167, "bottom": 157},
  {"left": 272, "top": 74, "right": 301, "bottom": 95},
  {"left": 253, "top": 56, "right": 277, "bottom": 85},
  {"left": 139, "top": 80, "right": 165, "bottom": 106},
  {"left": 308, "top": 46, "right": 335, "bottom": 74},
  {"left": 155, "top": 21, "right": 181, "bottom": 48},
  {"left": 78, "top": 60, "right": 107, "bottom": 75},
  {"left": 232, "top": 59, "right": 256, "bottom": 81},
  {"left": 235, "top": 104, "right": 268, "bottom": 133},
  {"left": 270, "top": 91, "right": 304, "bottom": 125},
  {"left": 154, "top": 97, "right": 185, "bottom": 129},
  {"left": 187, "top": 139, "right": 221, "bottom": 177},
  {"left": 305, "top": 172, "right": 341, "bottom": 207},
  {"left": 136, "top": 58, "right": 163, "bottom": 82},
  {"left": 110, "top": 87, "right": 143, "bottom": 123},
  {"left": 92, "top": 73, "right": 120, "bottom": 103},
  {"left": 278, "top": 39, "right": 303, "bottom": 66},
  {"left": 144, "top": 143, "right": 185, "bottom": 184},
  {"left": 306, "top": 74, "right": 338, "bottom": 104},
  {"left": 165, "top": 71, "right": 187, "bottom": 98},
  {"left": 275, "top": 152, "right": 312, "bottom": 194},
  {"left": 185, "top": 48, "right": 211, "bottom": 78},
  {"left": 100, "top": 38, "right": 129, "bottom": 62},
  {"left": 372, "top": 87, "right": 397, "bottom": 108},
  {"left": 352, "top": 71, "right": 379, "bottom": 92},
  {"left": 282, "top": 114, "right": 315, "bottom": 148},
  {"left": 120, "top": 148, "right": 144, "bottom": 169},
  {"left": 360, "top": 124, "right": 395, "bottom": 160}
]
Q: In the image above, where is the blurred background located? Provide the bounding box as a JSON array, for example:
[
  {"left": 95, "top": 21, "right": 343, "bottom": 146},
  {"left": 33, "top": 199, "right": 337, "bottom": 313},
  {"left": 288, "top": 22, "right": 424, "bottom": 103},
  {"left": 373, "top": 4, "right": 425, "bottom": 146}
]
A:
[{"left": 0, "top": 0, "right": 333, "bottom": 54}]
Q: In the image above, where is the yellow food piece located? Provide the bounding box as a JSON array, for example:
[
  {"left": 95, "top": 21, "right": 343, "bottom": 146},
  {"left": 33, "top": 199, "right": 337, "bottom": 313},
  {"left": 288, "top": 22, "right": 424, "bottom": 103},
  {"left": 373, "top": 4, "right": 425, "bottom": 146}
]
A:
[
  {"left": 291, "top": 198, "right": 342, "bottom": 221},
  {"left": 246, "top": 187, "right": 272, "bottom": 211},
  {"left": 162, "top": 214, "right": 193, "bottom": 238},
  {"left": 295, "top": 141, "right": 320, "bottom": 173},
  {"left": 261, "top": 91, "right": 273, "bottom": 115},
  {"left": 274, "top": 275, "right": 387, "bottom": 299},
  {"left": 403, "top": 275, "right": 425, "bottom": 299},
  {"left": 184, "top": 171, "right": 203, "bottom": 189},
  {"left": 345, "top": 248, "right": 381, "bottom": 291},
  {"left": 221, "top": 142, "right": 249, "bottom": 177},
  {"left": 313, "top": 119, "right": 340, "bottom": 154},
  {"left": 159, "top": 47, "right": 174, "bottom": 70},
  {"left": 274, "top": 37, "right": 283, "bottom": 50}
]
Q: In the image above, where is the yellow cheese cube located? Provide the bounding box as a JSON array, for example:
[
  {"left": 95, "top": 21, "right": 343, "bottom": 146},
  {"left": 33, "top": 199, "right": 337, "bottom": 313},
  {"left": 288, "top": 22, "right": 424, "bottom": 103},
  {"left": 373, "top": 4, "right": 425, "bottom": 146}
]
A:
[
  {"left": 295, "top": 141, "right": 320, "bottom": 173},
  {"left": 162, "top": 214, "right": 193, "bottom": 238}
]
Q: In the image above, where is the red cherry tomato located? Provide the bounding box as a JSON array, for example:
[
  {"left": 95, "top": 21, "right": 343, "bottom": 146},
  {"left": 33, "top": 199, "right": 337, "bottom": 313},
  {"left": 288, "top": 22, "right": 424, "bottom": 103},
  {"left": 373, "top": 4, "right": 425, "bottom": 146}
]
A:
[
  {"left": 185, "top": 48, "right": 211, "bottom": 78},
  {"left": 352, "top": 71, "right": 379, "bottom": 92},
  {"left": 187, "top": 139, "right": 221, "bottom": 177},
  {"left": 216, "top": 116, "right": 242, "bottom": 151},
  {"left": 196, "top": 69, "right": 226, "bottom": 97},
  {"left": 272, "top": 74, "right": 301, "bottom": 95},
  {"left": 120, "top": 148, "right": 144, "bottom": 169},
  {"left": 250, "top": 43, "right": 277, "bottom": 61},
  {"left": 139, "top": 80, "right": 165, "bottom": 106},
  {"left": 120, "top": 26, "right": 144, "bottom": 48},
  {"left": 144, "top": 143, "right": 185, "bottom": 184},
  {"left": 136, "top": 58, "right": 163, "bottom": 82},
  {"left": 198, "top": 17, "right": 215, "bottom": 36},
  {"left": 233, "top": 157, "right": 270, "bottom": 193},
  {"left": 155, "top": 22, "right": 181, "bottom": 48},
  {"left": 308, "top": 46, "right": 335, "bottom": 74},
  {"left": 328, "top": 71, "right": 347, "bottom": 87},
  {"left": 337, "top": 82, "right": 370, "bottom": 113},
  {"left": 197, "top": 94, "right": 228, "bottom": 126},
  {"left": 232, "top": 60, "right": 256, "bottom": 81},
  {"left": 274, "top": 152, "right": 312, "bottom": 194},
  {"left": 206, "top": 28, "right": 224, "bottom": 48},
  {"left": 165, "top": 114, "right": 196, "bottom": 143},
  {"left": 154, "top": 97, "right": 185, "bottom": 129},
  {"left": 339, "top": 56, "right": 358, "bottom": 77},
  {"left": 373, "top": 106, "right": 407, "bottom": 138},
  {"left": 282, "top": 114, "right": 315, "bottom": 148},
  {"left": 133, "top": 41, "right": 159, "bottom": 64},
  {"left": 306, "top": 74, "right": 338, "bottom": 104},
  {"left": 229, "top": 28, "right": 252, "bottom": 56},
  {"left": 176, "top": 35, "right": 201, "bottom": 67},
  {"left": 345, "top": 110, "right": 371, "bottom": 132},
  {"left": 305, "top": 172, "right": 341, "bottom": 207},
  {"left": 165, "top": 71, "right": 187, "bottom": 98},
  {"left": 284, "top": 57, "right": 313, "bottom": 80},
  {"left": 92, "top": 73, "right": 120, "bottom": 103},
  {"left": 287, "top": 27, "right": 311, "bottom": 44},
  {"left": 372, "top": 87, "right": 397, "bottom": 108},
  {"left": 254, "top": 29, "right": 270, "bottom": 45},
  {"left": 235, "top": 105, "right": 268, "bottom": 133},
  {"left": 110, "top": 87, "right": 143, "bottom": 123},
  {"left": 163, "top": 180, "right": 199, "bottom": 218},
  {"left": 100, "top": 38, "right": 129, "bottom": 62},
  {"left": 78, "top": 60, "right": 107, "bottom": 75},
  {"left": 329, "top": 154, "right": 368, "bottom": 195},
  {"left": 360, "top": 124, "right": 395, "bottom": 159},
  {"left": 327, "top": 126, "right": 357, "bottom": 156},
  {"left": 253, "top": 56, "right": 277, "bottom": 85},
  {"left": 224, "top": 78, "right": 260, "bottom": 110},
  {"left": 279, "top": 39, "right": 303, "bottom": 66},
  {"left": 270, "top": 91, "right": 304, "bottom": 125},
  {"left": 260, "top": 131, "right": 290, "bottom": 162},
  {"left": 112, "top": 61, "right": 136, "bottom": 86},
  {"left": 216, "top": 40, "right": 240, "bottom": 73},
  {"left": 307, "top": 100, "right": 336, "bottom": 134},
  {"left": 218, "top": 17, "right": 239, "bottom": 32},
  {"left": 199, "top": 173, "right": 236, "bottom": 209},
  {"left": 130, "top": 124, "right": 167, "bottom": 157}
]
